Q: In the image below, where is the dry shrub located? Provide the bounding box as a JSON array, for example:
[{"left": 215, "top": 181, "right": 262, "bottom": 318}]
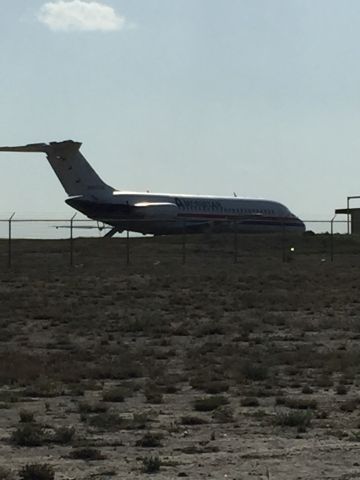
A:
[
  {"left": 212, "top": 405, "right": 234, "bottom": 423},
  {"left": 19, "top": 464, "right": 54, "bottom": 480},
  {"left": 180, "top": 416, "right": 208, "bottom": 425},
  {"left": 142, "top": 456, "right": 161, "bottom": 474},
  {"left": 69, "top": 447, "right": 105, "bottom": 460},
  {"left": 23, "top": 378, "right": 64, "bottom": 398},
  {"left": 203, "top": 381, "right": 229, "bottom": 394},
  {"left": 275, "top": 410, "right": 312, "bottom": 430},
  {"left": 19, "top": 410, "right": 35, "bottom": 423},
  {"left": 88, "top": 412, "right": 122, "bottom": 431},
  {"left": 282, "top": 397, "right": 317, "bottom": 410},
  {"left": 11, "top": 423, "right": 45, "bottom": 447},
  {"left": 144, "top": 381, "right": 163, "bottom": 404},
  {"left": 52, "top": 426, "right": 75, "bottom": 444},
  {"left": 0, "top": 467, "right": 14, "bottom": 480},
  {"left": 241, "top": 397, "right": 260, "bottom": 407},
  {"left": 340, "top": 398, "right": 359, "bottom": 412},
  {"left": 102, "top": 387, "right": 126, "bottom": 402},
  {"left": 136, "top": 432, "right": 163, "bottom": 448},
  {"left": 241, "top": 362, "right": 269, "bottom": 382},
  {"left": 78, "top": 401, "right": 108, "bottom": 414},
  {"left": 193, "top": 396, "right": 229, "bottom": 412}
]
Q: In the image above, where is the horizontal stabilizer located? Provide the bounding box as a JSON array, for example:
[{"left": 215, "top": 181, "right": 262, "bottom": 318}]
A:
[
  {"left": 0, "top": 140, "right": 81, "bottom": 155},
  {"left": 0, "top": 143, "right": 49, "bottom": 153}
]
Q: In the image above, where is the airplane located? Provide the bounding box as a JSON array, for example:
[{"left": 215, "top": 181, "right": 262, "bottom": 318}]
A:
[{"left": 0, "top": 140, "right": 305, "bottom": 236}]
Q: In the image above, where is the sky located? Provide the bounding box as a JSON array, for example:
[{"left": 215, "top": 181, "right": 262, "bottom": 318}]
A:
[{"left": 0, "top": 0, "right": 360, "bottom": 236}]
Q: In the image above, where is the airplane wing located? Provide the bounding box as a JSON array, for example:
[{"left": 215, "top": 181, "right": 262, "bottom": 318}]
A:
[
  {"left": 132, "top": 202, "right": 178, "bottom": 218},
  {"left": 53, "top": 225, "right": 111, "bottom": 230}
]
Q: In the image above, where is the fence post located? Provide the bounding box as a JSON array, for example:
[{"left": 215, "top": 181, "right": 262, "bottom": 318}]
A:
[
  {"left": 126, "top": 230, "right": 130, "bottom": 265},
  {"left": 234, "top": 222, "right": 238, "bottom": 263},
  {"left": 70, "top": 213, "right": 77, "bottom": 267},
  {"left": 8, "top": 212, "right": 15, "bottom": 268},
  {"left": 182, "top": 223, "right": 186, "bottom": 264},
  {"left": 281, "top": 219, "right": 286, "bottom": 262},
  {"left": 330, "top": 215, "right": 336, "bottom": 262}
]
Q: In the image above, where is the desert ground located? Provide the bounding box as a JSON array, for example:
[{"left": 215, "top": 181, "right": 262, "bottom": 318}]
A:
[{"left": 0, "top": 233, "right": 360, "bottom": 479}]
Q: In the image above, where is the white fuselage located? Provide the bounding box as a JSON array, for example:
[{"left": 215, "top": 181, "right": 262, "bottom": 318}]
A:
[{"left": 67, "top": 190, "right": 305, "bottom": 235}]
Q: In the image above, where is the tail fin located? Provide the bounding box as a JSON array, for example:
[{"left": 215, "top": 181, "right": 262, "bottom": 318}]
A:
[{"left": 0, "top": 140, "right": 114, "bottom": 198}]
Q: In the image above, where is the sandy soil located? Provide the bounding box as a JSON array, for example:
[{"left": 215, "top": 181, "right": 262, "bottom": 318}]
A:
[{"left": 0, "top": 234, "right": 360, "bottom": 479}]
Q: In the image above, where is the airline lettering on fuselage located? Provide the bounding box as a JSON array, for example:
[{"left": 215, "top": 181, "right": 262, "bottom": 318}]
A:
[{"left": 174, "top": 197, "right": 222, "bottom": 211}]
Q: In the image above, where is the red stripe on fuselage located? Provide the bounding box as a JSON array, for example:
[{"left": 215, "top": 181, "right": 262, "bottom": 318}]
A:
[{"left": 177, "top": 212, "right": 297, "bottom": 223}]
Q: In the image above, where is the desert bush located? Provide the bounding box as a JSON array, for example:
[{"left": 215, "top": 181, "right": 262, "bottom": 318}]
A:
[
  {"left": 212, "top": 405, "right": 234, "bottom": 423},
  {"left": 180, "top": 416, "right": 208, "bottom": 425},
  {"left": 340, "top": 398, "right": 359, "bottom": 412},
  {"left": 23, "top": 379, "right": 63, "bottom": 398},
  {"left": 11, "top": 423, "right": 45, "bottom": 447},
  {"left": 193, "top": 396, "right": 229, "bottom": 412},
  {"left": 124, "top": 413, "right": 150, "bottom": 430},
  {"left": 18, "top": 464, "right": 54, "bottom": 480},
  {"left": 78, "top": 401, "right": 108, "bottom": 414},
  {"left": 164, "top": 384, "right": 178, "bottom": 394},
  {"left": 302, "top": 385, "right": 314, "bottom": 394},
  {"left": 247, "top": 386, "right": 274, "bottom": 398},
  {"left": 282, "top": 397, "right": 317, "bottom": 410},
  {"left": 145, "top": 390, "right": 163, "bottom": 404},
  {"left": 144, "top": 383, "right": 163, "bottom": 404},
  {"left": 69, "top": 447, "right": 105, "bottom": 460},
  {"left": 275, "top": 410, "right": 312, "bottom": 431},
  {"left": 102, "top": 387, "right": 125, "bottom": 402},
  {"left": 19, "top": 410, "right": 35, "bottom": 423},
  {"left": 348, "top": 431, "right": 360, "bottom": 442},
  {"left": 92, "top": 357, "right": 143, "bottom": 380},
  {"left": 316, "top": 410, "right": 328, "bottom": 420},
  {"left": 196, "top": 322, "right": 224, "bottom": 336},
  {"left": 0, "top": 391, "right": 20, "bottom": 403},
  {"left": 242, "top": 363, "right": 268, "bottom": 381},
  {"left": 0, "top": 467, "right": 14, "bottom": 480},
  {"left": 88, "top": 412, "right": 122, "bottom": 431},
  {"left": 180, "top": 443, "right": 220, "bottom": 454},
  {"left": 52, "top": 426, "right": 75, "bottom": 444},
  {"left": 189, "top": 376, "right": 205, "bottom": 390},
  {"left": 142, "top": 456, "right": 161, "bottom": 474},
  {"left": 68, "top": 384, "right": 85, "bottom": 396},
  {"left": 242, "top": 395, "right": 260, "bottom": 406},
  {"left": 336, "top": 384, "right": 348, "bottom": 395},
  {"left": 136, "top": 432, "right": 162, "bottom": 448},
  {"left": 203, "top": 381, "right": 229, "bottom": 395},
  {"left": 316, "top": 374, "right": 333, "bottom": 388}
]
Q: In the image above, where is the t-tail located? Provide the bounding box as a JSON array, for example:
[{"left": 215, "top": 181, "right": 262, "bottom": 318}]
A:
[{"left": 0, "top": 140, "right": 114, "bottom": 199}]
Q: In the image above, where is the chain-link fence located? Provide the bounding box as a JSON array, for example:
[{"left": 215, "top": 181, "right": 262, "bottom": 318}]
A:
[{"left": 0, "top": 216, "right": 356, "bottom": 269}]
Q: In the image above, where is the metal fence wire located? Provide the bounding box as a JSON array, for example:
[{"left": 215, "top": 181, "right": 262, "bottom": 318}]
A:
[{"left": 0, "top": 216, "right": 353, "bottom": 268}]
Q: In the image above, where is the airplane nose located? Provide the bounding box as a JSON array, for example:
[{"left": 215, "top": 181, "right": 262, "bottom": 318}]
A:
[{"left": 299, "top": 219, "right": 306, "bottom": 232}]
